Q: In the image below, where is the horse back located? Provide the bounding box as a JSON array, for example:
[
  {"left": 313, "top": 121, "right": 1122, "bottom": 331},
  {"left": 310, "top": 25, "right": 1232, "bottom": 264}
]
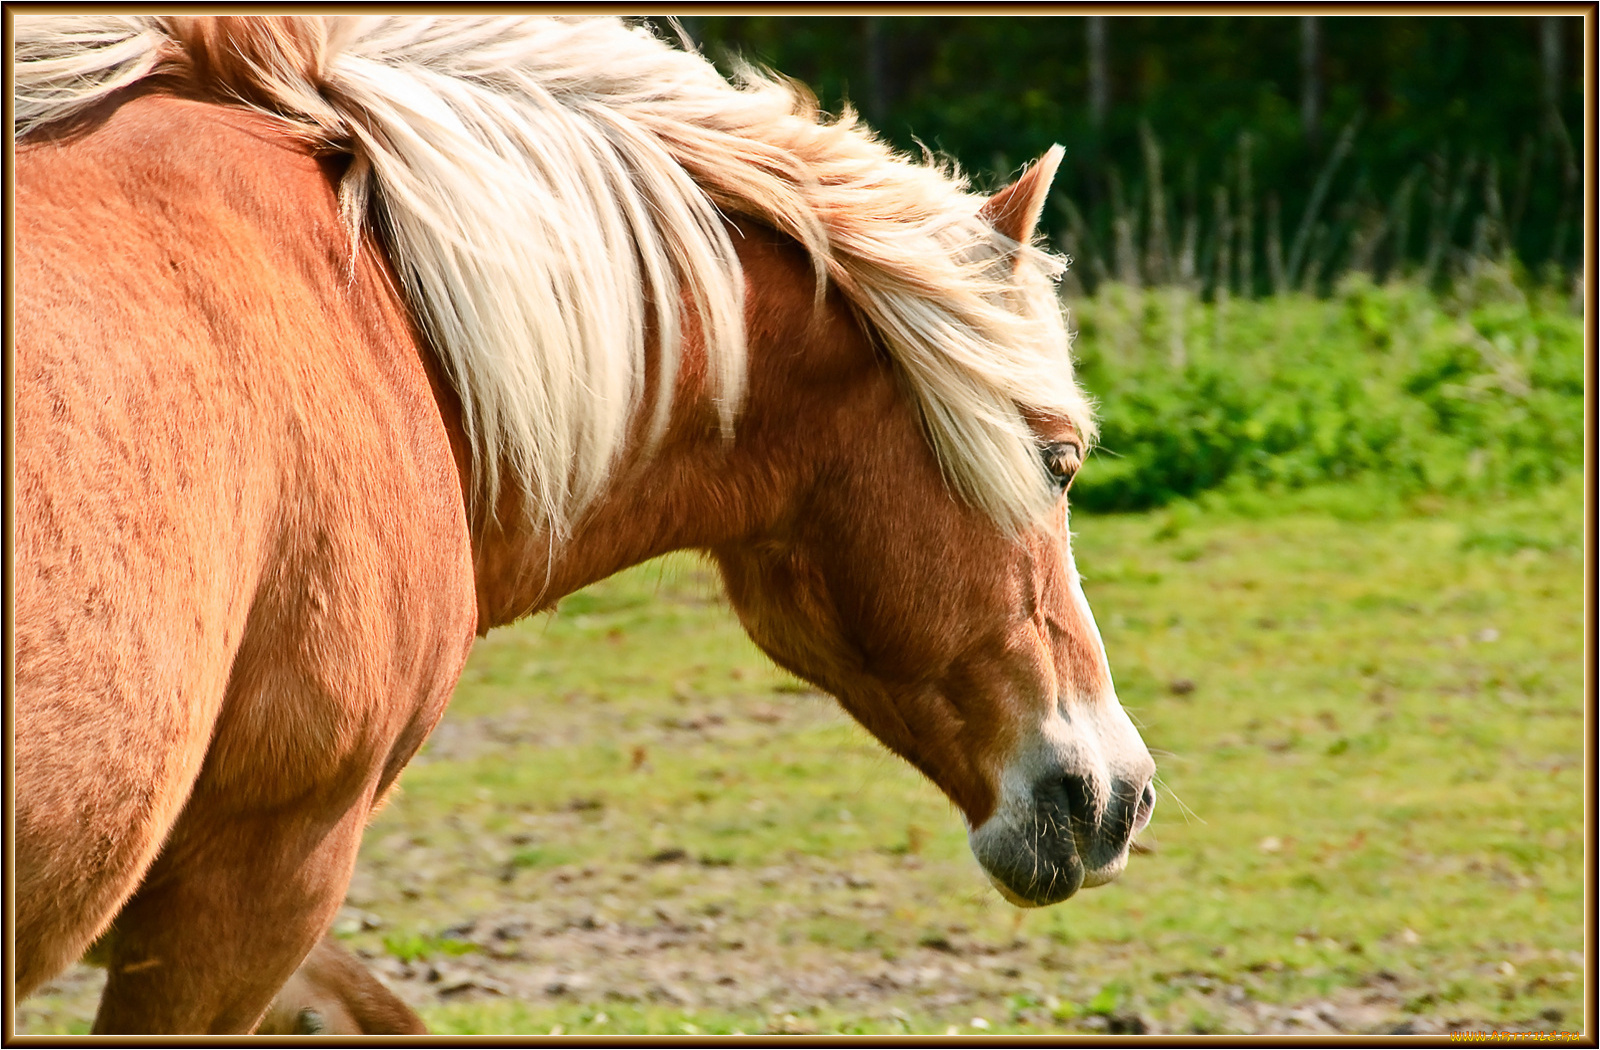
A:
[{"left": 14, "top": 94, "right": 477, "bottom": 984}]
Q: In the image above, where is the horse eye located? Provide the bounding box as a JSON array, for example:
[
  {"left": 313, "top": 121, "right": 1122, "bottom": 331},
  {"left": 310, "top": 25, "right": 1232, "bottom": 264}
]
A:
[{"left": 1042, "top": 441, "right": 1083, "bottom": 490}]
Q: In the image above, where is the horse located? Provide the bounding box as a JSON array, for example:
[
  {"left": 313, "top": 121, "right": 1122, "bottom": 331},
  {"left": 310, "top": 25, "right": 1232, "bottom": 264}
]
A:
[{"left": 13, "top": 16, "right": 1156, "bottom": 1033}]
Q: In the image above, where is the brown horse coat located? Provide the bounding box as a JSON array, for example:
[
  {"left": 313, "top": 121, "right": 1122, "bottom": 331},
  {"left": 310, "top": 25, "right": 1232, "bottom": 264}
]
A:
[{"left": 16, "top": 95, "right": 477, "bottom": 1029}]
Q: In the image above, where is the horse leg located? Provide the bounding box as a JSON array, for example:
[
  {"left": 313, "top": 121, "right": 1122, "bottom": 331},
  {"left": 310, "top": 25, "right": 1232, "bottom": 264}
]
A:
[
  {"left": 13, "top": 666, "right": 238, "bottom": 1002},
  {"left": 82, "top": 926, "right": 425, "bottom": 1034},
  {"left": 257, "top": 934, "right": 427, "bottom": 1034},
  {"left": 90, "top": 791, "right": 372, "bottom": 1033}
]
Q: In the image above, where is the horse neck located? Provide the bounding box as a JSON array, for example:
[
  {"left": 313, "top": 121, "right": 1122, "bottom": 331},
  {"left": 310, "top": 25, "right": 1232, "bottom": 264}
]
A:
[{"left": 463, "top": 221, "right": 887, "bottom": 631}]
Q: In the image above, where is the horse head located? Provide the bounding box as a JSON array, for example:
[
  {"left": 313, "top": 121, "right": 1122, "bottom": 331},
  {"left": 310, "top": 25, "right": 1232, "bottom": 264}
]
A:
[{"left": 705, "top": 154, "right": 1155, "bottom": 905}]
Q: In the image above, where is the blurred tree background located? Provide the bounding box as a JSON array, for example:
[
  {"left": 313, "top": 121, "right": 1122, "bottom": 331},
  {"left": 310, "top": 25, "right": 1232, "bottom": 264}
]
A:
[
  {"left": 664, "top": 14, "right": 1587, "bottom": 513},
  {"left": 670, "top": 14, "right": 1584, "bottom": 296}
]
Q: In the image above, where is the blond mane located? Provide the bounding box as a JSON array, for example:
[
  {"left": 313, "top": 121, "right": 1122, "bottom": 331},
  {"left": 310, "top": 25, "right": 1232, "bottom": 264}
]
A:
[{"left": 14, "top": 15, "right": 1095, "bottom": 534}]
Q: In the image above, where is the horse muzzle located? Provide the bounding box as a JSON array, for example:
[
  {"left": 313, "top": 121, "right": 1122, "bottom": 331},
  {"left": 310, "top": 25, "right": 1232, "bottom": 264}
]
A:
[
  {"left": 967, "top": 706, "right": 1156, "bottom": 907},
  {"left": 970, "top": 773, "right": 1155, "bottom": 906}
]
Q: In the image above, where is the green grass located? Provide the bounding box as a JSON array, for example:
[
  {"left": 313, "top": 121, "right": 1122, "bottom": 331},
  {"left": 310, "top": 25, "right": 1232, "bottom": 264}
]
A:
[{"left": 336, "top": 475, "right": 1582, "bottom": 1035}]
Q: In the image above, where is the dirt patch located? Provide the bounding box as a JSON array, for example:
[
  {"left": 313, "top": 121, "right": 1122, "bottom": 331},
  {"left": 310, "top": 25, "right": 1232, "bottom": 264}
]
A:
[{"left": 22, "top": 849, "right": 1571, "bottom": 1036}]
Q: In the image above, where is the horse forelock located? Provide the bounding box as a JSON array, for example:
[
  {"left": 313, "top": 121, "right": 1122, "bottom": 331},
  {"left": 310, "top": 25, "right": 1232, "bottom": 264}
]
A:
[{"left": 13, "top": 14, "right": 1094, "bottom": 536}]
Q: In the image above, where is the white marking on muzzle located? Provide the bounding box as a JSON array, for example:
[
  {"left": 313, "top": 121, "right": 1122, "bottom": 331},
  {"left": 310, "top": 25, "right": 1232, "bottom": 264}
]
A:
[{"left": 967, "top": 541, "right": 1155, "bottom": 904}]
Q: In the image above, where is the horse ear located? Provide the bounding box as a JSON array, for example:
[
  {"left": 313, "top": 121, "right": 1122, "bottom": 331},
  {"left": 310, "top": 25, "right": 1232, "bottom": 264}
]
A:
[{"left": 979, "top": 145, "right": 1064, "bottom": 245}]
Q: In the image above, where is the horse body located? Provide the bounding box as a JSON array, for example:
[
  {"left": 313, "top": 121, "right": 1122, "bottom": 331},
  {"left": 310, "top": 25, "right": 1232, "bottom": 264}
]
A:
[
  {"left": 13, "top": 16, "right": 1155, "bottom": 1032},
  {"left": 16, "top": 95, "right": 478, "bottom": 1027}
]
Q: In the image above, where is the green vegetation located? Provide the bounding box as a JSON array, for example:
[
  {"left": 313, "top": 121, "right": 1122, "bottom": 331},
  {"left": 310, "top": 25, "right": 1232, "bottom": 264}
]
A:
[{"left": 1070, "top": 270, "right": 1583, "bottom": 512}]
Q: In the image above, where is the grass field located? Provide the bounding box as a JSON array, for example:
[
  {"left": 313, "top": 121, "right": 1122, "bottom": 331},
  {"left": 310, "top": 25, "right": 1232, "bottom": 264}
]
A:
[{"left": 18, "top": 474, "right": 1584, "bottom": 1036}]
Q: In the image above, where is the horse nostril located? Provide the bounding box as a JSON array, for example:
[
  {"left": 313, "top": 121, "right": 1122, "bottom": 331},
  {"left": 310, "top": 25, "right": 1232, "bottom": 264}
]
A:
[
  {"left": 1064, "top": 773, "right": 1094, "bottom": 820},
  {"left": 1039, "top": 773, "right": 1099, "bottom": 834},
  {"left": 1133, "top": 782, "right": 1156, "bottom": 833}
]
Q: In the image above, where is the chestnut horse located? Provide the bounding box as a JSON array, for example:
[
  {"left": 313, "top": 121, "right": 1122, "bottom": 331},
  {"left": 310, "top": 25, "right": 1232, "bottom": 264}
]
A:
[{"left": 13, "top": 16, "right": 1155, "bottom": 1033}]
